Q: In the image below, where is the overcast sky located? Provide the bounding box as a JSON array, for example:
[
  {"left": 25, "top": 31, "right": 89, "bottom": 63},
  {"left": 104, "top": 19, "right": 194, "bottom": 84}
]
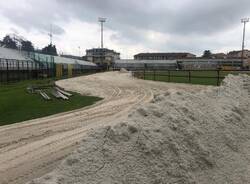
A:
[{"left": 0, "top": 0, "right": 249, "bottom": 58}]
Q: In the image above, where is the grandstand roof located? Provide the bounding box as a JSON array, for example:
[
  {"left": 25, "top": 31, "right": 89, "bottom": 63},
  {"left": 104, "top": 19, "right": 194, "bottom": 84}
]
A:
[
  {"left": 0, "top": 47, "right": 33, "bottom": 61},
  {"left": 54, "top": 56, "right": 96, "bottom": 66},
  {"left": 115, "top": 59, "right": 177, "bottom": 64}
]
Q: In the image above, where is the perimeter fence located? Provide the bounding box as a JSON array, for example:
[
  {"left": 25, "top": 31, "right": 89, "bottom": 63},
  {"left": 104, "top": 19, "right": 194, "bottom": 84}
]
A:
[
  {"left": 132, "top": 69, "right": 250, "bottom": 86},
  {"left": 0, "top": 59, "right": 100, "bottom": 84}
]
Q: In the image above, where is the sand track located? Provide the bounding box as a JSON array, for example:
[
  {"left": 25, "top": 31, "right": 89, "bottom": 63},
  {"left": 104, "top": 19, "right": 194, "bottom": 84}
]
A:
[{"left": 0, "top": 72, "right": 206, "bottom": 184}]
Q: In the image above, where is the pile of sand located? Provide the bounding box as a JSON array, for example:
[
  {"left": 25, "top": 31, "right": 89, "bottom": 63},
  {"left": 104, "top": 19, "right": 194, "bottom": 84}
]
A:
[
  {"left": 29, "top": 74, "right": 250, "bottom": 184},
  {"left": 119, "top": 68, "right": 128, "bottom": 73},
  {"left": 119, "top": 68, "right": 133, "bottom": 77}
]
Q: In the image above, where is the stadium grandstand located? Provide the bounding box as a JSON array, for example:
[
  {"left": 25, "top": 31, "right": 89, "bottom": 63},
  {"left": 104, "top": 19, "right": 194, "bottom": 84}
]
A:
[
  {"left": 177, "top": 58, "right": 243, "bottom": 70},
  {"left": 0, "top": 47, "right": 98, "bottom": 83},
  {"left": 114, "top": 59, "right": 177, "bottom": 70},
  {"left": 114, "top": 58, "right": 244, "bottom": 71}
]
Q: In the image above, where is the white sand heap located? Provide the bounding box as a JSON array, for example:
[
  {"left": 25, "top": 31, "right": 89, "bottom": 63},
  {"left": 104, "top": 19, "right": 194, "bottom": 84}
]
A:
[
  {"left": 29, "top": 74, "right": 250, "bottom": 184},
  {"left": 119, "top": 68, "right": 128, "bottom": 73}
]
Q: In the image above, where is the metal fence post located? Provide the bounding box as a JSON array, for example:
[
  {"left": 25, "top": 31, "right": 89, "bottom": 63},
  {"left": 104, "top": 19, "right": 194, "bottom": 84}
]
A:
[
  {"left": 217, "top": 69, "right": 220, "bottom": 86},
  {"left": 0, "top": 59, "right": 2, "bottom": 83},
  {"left": 6, "top": 59, "right": 9, "bottom": 83},
  {"left": 188, "top": 70, "right": 191, "bottom": 83},
  {"left": 47, "top": 62, "right": 49, "bottom": 78},
  {"left": 22, "top": 61, "right": 24, "bottom": 80},
  {"left": 36, "top": 62, "right": 38, "bottom": 79},
  {"left": 31, "top": 62, "right": 34, "bottom": 79},
  {"left": 27, "top": 61, "right": 29, "bottom": 79},
  {"left": 153, "top": 70, "right": 156, "bottom": 81},
  {"left": 143, "top": 68, "right": 145, "bottom": 79},
  {"left": 18, "top": 61, "right": 20, "bottom": 81},
  {"left": 168, "top": 70, "right": 170, "bottom": 82}
]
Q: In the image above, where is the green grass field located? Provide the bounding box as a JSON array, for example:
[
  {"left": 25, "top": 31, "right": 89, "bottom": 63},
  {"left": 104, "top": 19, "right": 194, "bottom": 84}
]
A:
[
  {"left": 139, "top": 70, "right": 249, "bottom": 86},
  {"left": 0, "top": 79, "right": 102, "bottom": 126}
]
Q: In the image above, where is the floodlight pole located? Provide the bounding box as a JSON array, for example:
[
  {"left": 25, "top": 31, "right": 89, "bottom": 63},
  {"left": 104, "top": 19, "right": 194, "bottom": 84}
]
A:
[
  {"left": 101, "top": 21, "right": 103, "bottom": 48},
  {"left": 241, "top": 18, "right": 249, "bottom": 62},
  {"left": 98, "top": 17, "right": 106, "bottom": 48}
]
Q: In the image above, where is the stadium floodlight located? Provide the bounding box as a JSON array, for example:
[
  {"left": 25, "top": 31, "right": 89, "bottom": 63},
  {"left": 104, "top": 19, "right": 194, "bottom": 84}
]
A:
[
  {"left": 241, "top": 18, "right": 249, "bottom": 23},
  {"left": 98, "top": 17, "right": 107, "bottom": 22},
  {"left": 98, "top": 17, "right": 107, "bottom": 48},
  {"left": 241, "top": 18, "right": 249, "bottom": 62}
]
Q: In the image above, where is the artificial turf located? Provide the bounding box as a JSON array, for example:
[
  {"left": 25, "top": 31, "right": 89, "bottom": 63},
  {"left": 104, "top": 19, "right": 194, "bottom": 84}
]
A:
[{"left": 0, "top": 79, "right": 102, "bottom": 126}]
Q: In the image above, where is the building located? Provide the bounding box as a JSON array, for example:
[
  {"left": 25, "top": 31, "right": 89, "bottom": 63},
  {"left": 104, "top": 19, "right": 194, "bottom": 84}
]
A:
[
  {"left": 243, "top": 58, "right": 250, "bottom": 69},
  {"left": 227, "top": 50, "right": 250, "bottom": 58},
  {"left": 211, "top": 53, "right": 227, "bottom": 59},
  {"left": 134, "top": 52, "right": 196, "bottom": 60},
  {"left": 85, "top": 48, "right": 120, "bottom": 68}
]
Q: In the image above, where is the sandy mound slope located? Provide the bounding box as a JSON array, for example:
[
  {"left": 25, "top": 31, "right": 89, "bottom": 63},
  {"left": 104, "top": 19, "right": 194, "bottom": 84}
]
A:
[{"left": 29, "top": 75, "right": 250, "bottom": 184}]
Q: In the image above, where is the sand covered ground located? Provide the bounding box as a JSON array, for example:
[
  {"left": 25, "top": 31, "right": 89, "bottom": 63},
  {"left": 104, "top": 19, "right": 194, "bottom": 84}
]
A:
[
  {"left": 0, "top": 72, "right": 206, "bottom": 184},
  {"left": 28, "top": 74, "right": 250, "bottom": 184}
]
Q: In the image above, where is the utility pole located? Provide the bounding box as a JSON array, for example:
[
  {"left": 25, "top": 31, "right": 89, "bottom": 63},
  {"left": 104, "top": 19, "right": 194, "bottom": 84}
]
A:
[
  {"left": 98, "top": 17, "right": 106, "bottom": 48},
  {"left": 241, "top": 18, "right": 249, "bottom": 62},
  {"left": 48, "top": 24, "right": 53, "bottom": 45}
]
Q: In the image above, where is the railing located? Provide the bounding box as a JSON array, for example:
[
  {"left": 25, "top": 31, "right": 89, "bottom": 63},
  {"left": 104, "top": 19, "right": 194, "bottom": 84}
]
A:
[{"left": 132, "top": 69, "right": 250, "bottom": 86}]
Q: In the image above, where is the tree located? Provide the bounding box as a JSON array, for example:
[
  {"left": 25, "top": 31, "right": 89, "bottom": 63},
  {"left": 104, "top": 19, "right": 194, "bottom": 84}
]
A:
[
  {"left": 21, "top": 40, "right": 34, "bottom": 52},
  {"left": 41, "top": 44, "right": 58, "bottom": 56},
  {"left": 2, "top": 35, "right": 17, "bottom": 49},
  {"left": 202, "top": 50, "right": 212, "bottom": 58}
]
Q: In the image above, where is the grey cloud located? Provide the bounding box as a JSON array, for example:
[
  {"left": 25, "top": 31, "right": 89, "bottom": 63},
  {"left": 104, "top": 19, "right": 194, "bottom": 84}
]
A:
[
  {"left": 58, "top": 0, "right": 250, "bottom": 35},
  {"left": 0, "top": 0, "right": 66, "bottom": 35},
  {"left": 55, "top": 0, "right": 250, "bottom": 54},
  {"left": 0, "top": 0, "right": 249, "bottom": 55},
  {"left": 2, "top": 0, "right": 250, "bottom": 36},
  {"left": 51, "top": 24, "right": 65, "bottom": 35}
]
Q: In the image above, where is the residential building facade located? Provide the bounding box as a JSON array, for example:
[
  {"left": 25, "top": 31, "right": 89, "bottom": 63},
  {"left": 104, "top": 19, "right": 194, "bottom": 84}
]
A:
[
  {"left": 134, "top": 52, "right": 196, "bottom": 60},
  {"left": 211, "top": 53, "right": 227, "bottom": 59},
  {"left": 227, "top": 50, "right": 250, "bottom": 58},
  {"left": 85, "top": 48, "right": 120, "bottom": 68}
]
